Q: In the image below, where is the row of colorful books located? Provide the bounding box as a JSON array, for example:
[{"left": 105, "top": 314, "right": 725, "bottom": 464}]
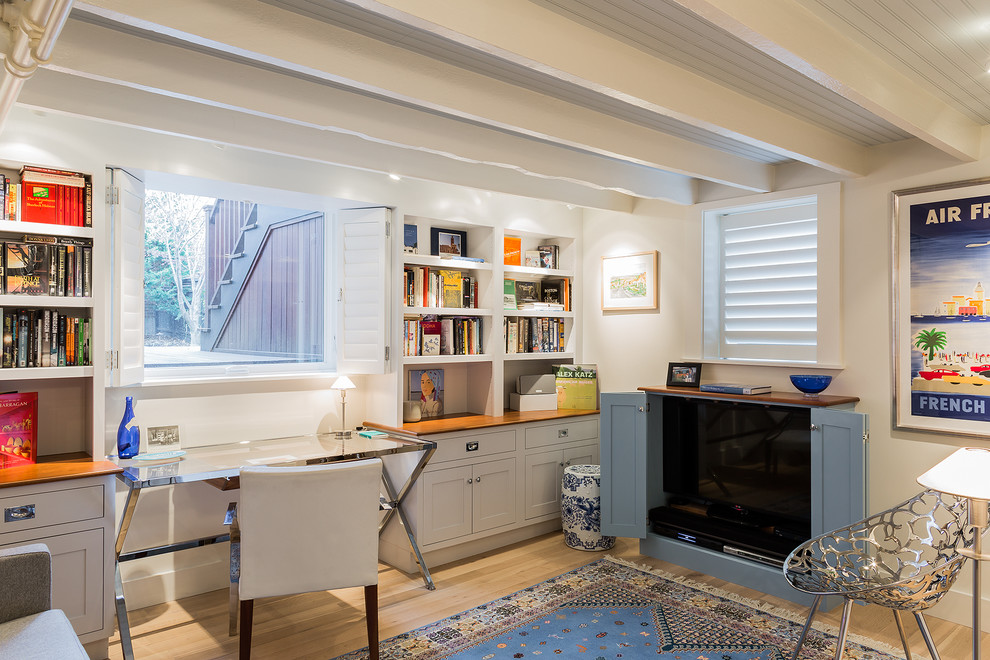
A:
[
  {"left": 404, "top": 266, "right": 479, "bottom": 309},
  {"left": 503, "top": 237, "right": 560, "bottom": 268},
  {"left": 505, "top": 316, "right": 566, "bottom": 354},
  {"left": 1, "top": 308, "right": 92, "bottom": 368},
  {"left": 402, "top": 316, "right": 484, "bottom": 356},
  {"left": 503, "top": 278, "right": 570, "bottom": 311},
  {"left": 2, "top": 238, "right": 92, "bottom": 296},
  {"left": 3, "top": 166, "right": 93, "bottom": 227}
]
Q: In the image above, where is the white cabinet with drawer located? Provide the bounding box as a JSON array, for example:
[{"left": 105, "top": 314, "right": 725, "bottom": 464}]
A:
[{"left": 0, "top": 474, "right": 116, "bottom": 655}]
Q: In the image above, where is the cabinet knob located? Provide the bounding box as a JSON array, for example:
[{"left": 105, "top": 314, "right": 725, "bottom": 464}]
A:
[
  {"left": 810, "top": 424, "right": 820, "bottom": 431},
  {"left": 559, "top": 462, "right": 564, "bottom": 467},
  {"left": 467, "top": 478, "right": 473, "bottom": 484},
  {"left": 475, "top": 476, "right": 482, "bottom": 483}
]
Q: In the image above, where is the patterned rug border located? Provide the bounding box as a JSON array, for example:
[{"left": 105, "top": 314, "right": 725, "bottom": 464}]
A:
[{"left": 599, "top": 555, "right": 906, "bottom": 658}]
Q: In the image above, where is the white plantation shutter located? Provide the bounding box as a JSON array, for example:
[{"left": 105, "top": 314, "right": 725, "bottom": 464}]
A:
[
  {"left": 710, "top": 198, "right": 818, "bottom": 362},
  {"left": 108, "top": 168, "right": 145, "bottom": 386},
  {"left": 335, "top": 207, "right": 390, "bottom": 374}
]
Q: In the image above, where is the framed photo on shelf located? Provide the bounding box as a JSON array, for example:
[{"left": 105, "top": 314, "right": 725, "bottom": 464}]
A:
[
  {"left": 430, "top": 227, "right": 468, "bottom": 258},
  {"left": 892, "top": 177, "right": 990, "bottom": 437},
  {"left": 666, "top": 362, "right": 701, "bottom": 388},
  {"left": 601, "top": 250, "right": 658, "bottom": 311}
]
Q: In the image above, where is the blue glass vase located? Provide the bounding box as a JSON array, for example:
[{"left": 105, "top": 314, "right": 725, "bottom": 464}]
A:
[{"left": 117, "top": 396, "right": 140, "bottom": 459}]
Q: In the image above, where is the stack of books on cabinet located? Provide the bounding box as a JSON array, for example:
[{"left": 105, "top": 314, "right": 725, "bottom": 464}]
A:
[{"left": 0, "top": 164, "right": 95, "bottom": 376}]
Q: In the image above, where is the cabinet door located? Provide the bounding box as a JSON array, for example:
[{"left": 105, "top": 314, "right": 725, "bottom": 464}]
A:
[
  {"left": 563, "top": 443, "right": 598, "bottom": 469},
  {"left": 1, "top": 527, "right": 105, "bottom": 636},
  {"left": 600, "top": 391, "right": 649, "bottom": 538},
  {"left": 523, "top": 449, "right": 563, "bottom": 520},
  {"left": 421, "top": 465, "right": 473, "bottom": 545},
  {"left": 810, "top": 408, "right": 868, "bottom": 536},
  {"left": 472, "top": 458, "right": 517, "bottom": 533}
]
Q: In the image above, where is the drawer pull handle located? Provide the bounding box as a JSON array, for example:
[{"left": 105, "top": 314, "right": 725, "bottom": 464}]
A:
[
  {"left": 5, "top": 504, "right": 35, "bottom": 522},
  {"left": 558, "top": 429, "right": 568, "bottom": 438}
]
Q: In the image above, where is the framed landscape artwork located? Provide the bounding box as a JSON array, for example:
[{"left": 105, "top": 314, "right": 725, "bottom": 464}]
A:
[
  {"left": 601, "top": 250, "right": 658, "bottom": 311},
  {"left": 892, "top": 177, "right": 990, "bottom": 437}
]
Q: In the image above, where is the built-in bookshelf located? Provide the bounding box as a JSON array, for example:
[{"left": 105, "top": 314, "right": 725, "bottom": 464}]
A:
[{"left": 395, "top": 216, "right": 581, "bottom": 420}]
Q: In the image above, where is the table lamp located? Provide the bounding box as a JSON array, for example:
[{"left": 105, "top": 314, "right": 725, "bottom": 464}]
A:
[
  {"left": 917, "top": 446, "right": 990, "bottom": 660},
  {"left": 330, "top": 376, "right": 356, "bottom": 438}
]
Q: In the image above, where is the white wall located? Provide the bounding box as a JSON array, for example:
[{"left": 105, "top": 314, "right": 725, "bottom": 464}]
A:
[{"left": 581, "top": 131, "right": 990, "bottom": 630}]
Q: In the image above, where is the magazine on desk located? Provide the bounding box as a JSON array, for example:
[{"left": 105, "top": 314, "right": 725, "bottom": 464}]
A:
[{"left": 699, "top": 383, "right": 772, "bottom": 395}]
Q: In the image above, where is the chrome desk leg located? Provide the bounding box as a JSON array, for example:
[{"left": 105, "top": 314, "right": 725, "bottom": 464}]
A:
[
  {"left": 379, "top": 447, "right": 436, "bottom": 590},
  {"left": 790, "top": 594, "right": 821, "bottom": 660},
  {"left": 114, "top": 485, "right": 141, "bottom": 660}
]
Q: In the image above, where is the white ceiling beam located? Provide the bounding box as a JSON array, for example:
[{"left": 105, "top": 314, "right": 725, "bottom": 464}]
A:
[
  {"left": 18, "top": 68, "right": 637, "bottom": 211},
  {"left": 665, "top": 0, "right": 982, "bottom": 161},
  {"left": 320, "top": 0, "right": 870, "bottom": 175},
  {"left": 47, "top": 19, "right": 696, "bottom": 203},
  {"left": 72, "top": 0, "right": 773, "bottom": 192}
]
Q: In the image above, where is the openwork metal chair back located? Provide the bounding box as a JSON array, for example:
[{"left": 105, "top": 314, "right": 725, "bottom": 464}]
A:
[{"left": 784, "top": 489, "right": 970, "bottom": 660}]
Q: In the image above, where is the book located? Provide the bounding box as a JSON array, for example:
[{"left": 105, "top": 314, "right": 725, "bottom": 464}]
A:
[
  {"left": 403, "top": 223, "right": 418, "bottom": 253},
  {"left": 0, "top": 392, "right": 37, "bottom": 467},
  {"left": 554, "top": 364, "right": 598, "bottom": 410},
  {"left": 524, "top": 250, "right": 541, "bottom": 267},
  {"left": 440, "top": 269, "right": 463, "bottom": 308},
  {"left": 699, "top": 383, "right": 772, "bottom": 395},
  {"left": 410, "top": 368, "right": 444, "bottom": 418},
  {"left": 514, "top": 280, "right": 540, "bottom": 305},
  {"left": 503, "top": 279, "right": 517, "bottom": 310},
  {"left": 4, "top": 242, "right": 49, "bottom": 294},
  {"left": 541, "top": 280, "right": 562, "bottom": 305},
  {"left": 20, "top": 181, "right": 58, "bottom": 224},
  {"left": 538, "top": 244, "right": 559, "bottom": 269},
  {"left": 503, "top": 236, "right": 521, "bottom": 266},
  {"left": 421, "top": 320, "right": 441, "bottom": 356}
]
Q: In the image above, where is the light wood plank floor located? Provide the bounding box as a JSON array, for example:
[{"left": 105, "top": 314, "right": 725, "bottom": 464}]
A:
[{"left": 110, "top": 533, "right": 984, "bottom": 659}]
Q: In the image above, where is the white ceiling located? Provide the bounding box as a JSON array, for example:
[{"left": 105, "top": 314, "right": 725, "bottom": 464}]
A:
[{"left": 8, "top": 0, "right": 990, "bottom": 209}]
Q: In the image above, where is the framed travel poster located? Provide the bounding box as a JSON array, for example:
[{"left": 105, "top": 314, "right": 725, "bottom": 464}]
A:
[
  {"left": 601, "top": 250, "right": 658, "bottom": 311},
  {"left": 892, "top": 177, "right": 990, "bottom": 437}
]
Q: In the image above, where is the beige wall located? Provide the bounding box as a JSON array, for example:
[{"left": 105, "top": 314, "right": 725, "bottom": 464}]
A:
[{"left": 581, "top": 130, "right": 990, "bottom": 629}]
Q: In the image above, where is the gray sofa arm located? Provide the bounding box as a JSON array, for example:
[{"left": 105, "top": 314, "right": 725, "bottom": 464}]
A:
[{"left": 0, "top": 544, "right": 52, "bottom": 624}]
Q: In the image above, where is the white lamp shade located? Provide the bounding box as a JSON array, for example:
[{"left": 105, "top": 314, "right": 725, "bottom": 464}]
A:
[
  {"left": 330, "top": 376, "right": 356, "bottom": 391},
  {"left": 917, "top": 447, "right": 990, "bottom": 500}
]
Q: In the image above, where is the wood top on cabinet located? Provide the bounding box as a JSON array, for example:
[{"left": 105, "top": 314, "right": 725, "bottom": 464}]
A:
[
  {"left": 638, "top": 385, "right": 858, "bottom": 407},
  {"left": 0, "top": 456, "right": 122, "bottom": 489},
  {"left": 364, "top": 409, "right": 600, "bottom": 437}
]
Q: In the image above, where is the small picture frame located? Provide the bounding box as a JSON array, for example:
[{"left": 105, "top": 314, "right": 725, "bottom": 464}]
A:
[
  {"left": 430, "top": 227, "right": 468, "bottom": 258},
  {"left": 666, "top": 362, "right": 702, "bottom": 387}
]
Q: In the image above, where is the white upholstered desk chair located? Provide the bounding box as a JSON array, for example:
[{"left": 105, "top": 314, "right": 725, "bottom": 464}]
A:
[{"left": 230, "top": 458, "right": 383, "bottom": 660}]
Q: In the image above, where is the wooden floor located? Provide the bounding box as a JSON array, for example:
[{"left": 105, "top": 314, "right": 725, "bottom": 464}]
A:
[{"left": 109, "top": 533, "right": 984, "bottom": 659}]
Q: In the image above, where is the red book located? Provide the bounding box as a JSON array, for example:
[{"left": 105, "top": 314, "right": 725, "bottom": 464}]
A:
[
  {"left": 20, "top": 181, "right": 58, "bottom": 224},
  {"left": 0, "top": 392, "right": 37, "bottom": 468}
]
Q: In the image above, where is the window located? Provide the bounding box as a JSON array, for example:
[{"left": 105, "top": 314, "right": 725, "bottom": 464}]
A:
[
  {"left": 108, "top": 168, "right": 390, "bottom": 384},
  {"left": 694, "top": 183, "right": 840, "bottom": 366}
]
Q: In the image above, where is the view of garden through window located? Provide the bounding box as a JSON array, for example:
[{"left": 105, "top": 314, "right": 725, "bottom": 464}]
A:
[{"left": 144, "top": 190, "right": 326, "bottom": 372}]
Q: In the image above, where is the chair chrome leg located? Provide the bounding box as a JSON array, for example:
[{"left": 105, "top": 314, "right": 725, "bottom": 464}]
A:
[
  {"left": 892, "top": 610, "right": 913, "bottom": 660},
  {"left": 791, "top": 594, "right": 823, "bottom": 660},
  {"left": 833, "top": 598, "right": 854, "bottom": 660},
  {"left": 914, "top": 611, "right": 941, "bottom": 660},
  {"left": 228, "top": 579, "right": 239, "bottom": 636}
]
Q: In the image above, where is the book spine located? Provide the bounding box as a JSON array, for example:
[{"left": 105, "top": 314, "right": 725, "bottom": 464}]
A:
[
  {"left": 41, "top": 309, "right": 50, "bottom": 367},
  {"left": 48, "top": 247, "right": 57, "bottom": 295},
  {"left": 57, "top": 245, "right": 66, "bottom": 296},
  {"left": 82, "top": 245, "right": 91, "bottom": 297},
  {"left": 1, "top": 310, "right": 11, "bottom": 368},
  {"left": 16, "top": 310, "right": 27, "bottom": 367},
  {"left": 83, "top": 178, "right": 92, "bottom": 227},
  {"left": 50, "top": 309, "right": 58, "bottom": 365},
  {"left": 57, "top": 315, "right": 65, "bottom": 366}
]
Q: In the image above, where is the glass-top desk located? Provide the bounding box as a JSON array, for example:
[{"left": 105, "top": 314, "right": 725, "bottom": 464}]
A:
[{"left": 110, "top": 433, "right": 437, "bottom": 660}]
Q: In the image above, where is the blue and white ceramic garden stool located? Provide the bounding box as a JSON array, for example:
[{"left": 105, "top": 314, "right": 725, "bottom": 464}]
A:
[{"left": 561, "top": 464, "right": 616, "bottom": 551}]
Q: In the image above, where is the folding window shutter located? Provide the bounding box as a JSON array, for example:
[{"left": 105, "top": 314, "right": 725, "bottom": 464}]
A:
[
  {"left": 108, "top": 167, "right": 145, "bottom": 386},
  {"left": 335, "top": 207, "right": 390, "bottom": 374}
]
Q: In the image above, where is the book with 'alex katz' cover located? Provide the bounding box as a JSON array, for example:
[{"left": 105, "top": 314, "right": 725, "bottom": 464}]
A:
[{"left": 0, "top": 392, "right": 37, "bottom": 468}]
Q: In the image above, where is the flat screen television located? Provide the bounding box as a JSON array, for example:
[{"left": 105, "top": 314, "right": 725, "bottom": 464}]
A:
[{"left": 661, "top": 396, "right": 812, "bottom": 538}]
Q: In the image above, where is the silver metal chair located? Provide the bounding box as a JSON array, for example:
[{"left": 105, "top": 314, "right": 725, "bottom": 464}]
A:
[{"left": 784, "top": 489, "right": 971, "bottom": 660}]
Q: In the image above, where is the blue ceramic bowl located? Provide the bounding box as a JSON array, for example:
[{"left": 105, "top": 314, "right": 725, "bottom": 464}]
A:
[{"left": 789, "top": 374, "right": 832, "bottom": 396}]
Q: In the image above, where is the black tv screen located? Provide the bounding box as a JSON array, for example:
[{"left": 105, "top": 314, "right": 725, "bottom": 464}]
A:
[{"left": 662, "top": 396, "right": 812, "bottom": 534}]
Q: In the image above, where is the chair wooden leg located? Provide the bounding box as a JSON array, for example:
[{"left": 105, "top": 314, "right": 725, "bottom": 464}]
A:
[
  {"left": 790, "top": 594, "right": 822, "bottom": 660},
  {"left": 833, "top": 598, "right": 854, "bottom": 660},
  {"left": 914, "top": 611, "right": 942, "bottom": 660},
  {"left": 365, "top": 584, "right": 379, "bottom": 660},
  {"left": 239, "top": 599, "right": 254, "bottom": 660},
  {"left": 892, "top": 610, "right": 913, "bottom": 660}
]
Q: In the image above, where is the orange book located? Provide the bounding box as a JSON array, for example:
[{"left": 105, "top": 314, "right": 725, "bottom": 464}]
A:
[{"left": 504, "top": 236, "right": 521, "bottom": 266}]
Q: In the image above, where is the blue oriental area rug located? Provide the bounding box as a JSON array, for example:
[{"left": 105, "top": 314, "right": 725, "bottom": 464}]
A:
[{"left": 333, "top": 557, "right": 901, "bottom": 660}]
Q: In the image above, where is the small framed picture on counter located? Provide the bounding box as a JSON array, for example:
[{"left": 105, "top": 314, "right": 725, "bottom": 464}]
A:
[{"left": 666, "top": 362, "right": 702, "bottom": 387}]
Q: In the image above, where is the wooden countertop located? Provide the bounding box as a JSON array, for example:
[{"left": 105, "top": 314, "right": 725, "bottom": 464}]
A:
[
  {"left": 638, "top": 385, "right": 859, "bottom": 407},
  {"left": 364, "top": 408, "right": 600, "bottom": 437},
  {"left": 0, "top": 454, "right": 122, "bottom": 488}
]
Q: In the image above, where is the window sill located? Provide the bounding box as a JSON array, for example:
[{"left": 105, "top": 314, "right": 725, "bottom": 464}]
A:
[
  {"left": 685, "top": 357, "right": 844, "bottom": 370},
  {"left": 126, "top": 371, "right": 340, "bottom": 389}
]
